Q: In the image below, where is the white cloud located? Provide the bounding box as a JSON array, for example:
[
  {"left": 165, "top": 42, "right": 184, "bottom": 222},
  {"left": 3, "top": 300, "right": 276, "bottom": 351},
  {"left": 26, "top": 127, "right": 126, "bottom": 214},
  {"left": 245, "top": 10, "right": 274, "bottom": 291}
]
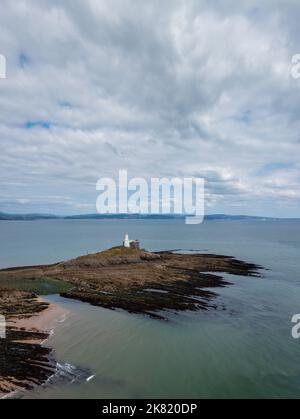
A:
[{"left": 0, "top": 0, "right": 300, "bottom": 216}]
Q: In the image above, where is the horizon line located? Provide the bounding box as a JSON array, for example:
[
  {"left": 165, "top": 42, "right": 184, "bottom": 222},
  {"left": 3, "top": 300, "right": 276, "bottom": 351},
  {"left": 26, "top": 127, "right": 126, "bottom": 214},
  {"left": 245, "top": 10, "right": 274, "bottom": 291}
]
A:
[{"left": 0, "top": 211, "right": 299, "bottom": 220}]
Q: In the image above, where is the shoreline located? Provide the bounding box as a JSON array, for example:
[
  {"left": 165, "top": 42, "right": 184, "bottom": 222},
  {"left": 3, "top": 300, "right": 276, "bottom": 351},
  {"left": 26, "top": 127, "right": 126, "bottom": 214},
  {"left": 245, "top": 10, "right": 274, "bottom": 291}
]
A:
[
  {"left": 13, "top": 296, "right": 69, "bottom": 344},
  {"left": 0, "top": 294, "right": 69, "bottom": 397}
]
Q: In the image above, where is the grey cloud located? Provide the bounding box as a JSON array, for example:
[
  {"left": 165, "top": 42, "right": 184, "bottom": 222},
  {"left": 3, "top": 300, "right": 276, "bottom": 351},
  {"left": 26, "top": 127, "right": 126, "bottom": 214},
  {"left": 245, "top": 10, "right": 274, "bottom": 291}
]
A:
[{"left": 0, "top": 0, "right": 300, "bottom": 216}]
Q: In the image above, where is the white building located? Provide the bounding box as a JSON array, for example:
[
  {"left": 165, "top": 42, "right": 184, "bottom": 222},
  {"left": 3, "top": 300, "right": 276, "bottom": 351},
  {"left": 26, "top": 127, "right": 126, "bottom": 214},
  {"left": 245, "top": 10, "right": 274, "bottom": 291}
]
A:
[
  {"left": 123, "top": 234, "right": 140, "bottom": 249},
  {"left": 123, "top": 233, "right": 131, "bottom": 248}
]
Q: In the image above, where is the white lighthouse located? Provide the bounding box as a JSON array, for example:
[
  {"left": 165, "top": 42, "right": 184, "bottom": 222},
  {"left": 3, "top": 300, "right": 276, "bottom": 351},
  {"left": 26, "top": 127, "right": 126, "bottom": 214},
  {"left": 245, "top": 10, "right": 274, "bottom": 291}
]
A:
[
  {"left": 123, "top": 234, "right": 140, "bottom": 249},
  {"left": 123, "top": 233, "right": 130, "bottom": 248}
]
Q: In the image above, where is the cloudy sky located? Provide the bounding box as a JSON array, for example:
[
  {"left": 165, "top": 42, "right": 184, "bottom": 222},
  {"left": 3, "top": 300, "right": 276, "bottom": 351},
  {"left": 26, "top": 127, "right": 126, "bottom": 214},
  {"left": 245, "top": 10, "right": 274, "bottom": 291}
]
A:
[{"left": 0, "top": 0, "right": 300, "bottom": 217}]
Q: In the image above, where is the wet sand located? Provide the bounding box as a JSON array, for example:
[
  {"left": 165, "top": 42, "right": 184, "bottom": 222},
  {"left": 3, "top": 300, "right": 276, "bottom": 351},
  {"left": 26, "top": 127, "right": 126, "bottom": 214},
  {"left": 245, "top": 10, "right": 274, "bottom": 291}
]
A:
[
  {"left": 0, "top": 293, "right": 69, "bottom": 397},
  {"left": 14, "top": 297, "right": 69, "bottom": 343}
]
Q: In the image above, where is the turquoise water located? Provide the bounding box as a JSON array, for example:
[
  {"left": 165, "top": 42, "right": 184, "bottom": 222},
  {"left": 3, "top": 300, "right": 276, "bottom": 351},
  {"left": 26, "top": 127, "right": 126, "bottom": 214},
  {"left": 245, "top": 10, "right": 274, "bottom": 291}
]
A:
[{"left": 1, "top": 219, "right": 300, "bottom": 398}]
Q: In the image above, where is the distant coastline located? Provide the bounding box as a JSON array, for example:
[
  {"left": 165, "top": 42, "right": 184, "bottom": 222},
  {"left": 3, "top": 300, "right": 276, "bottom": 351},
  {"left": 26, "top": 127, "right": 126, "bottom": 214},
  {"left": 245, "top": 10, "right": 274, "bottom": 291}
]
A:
[{"left": 0, "top": 212, "right": 298, "bottom": 221}]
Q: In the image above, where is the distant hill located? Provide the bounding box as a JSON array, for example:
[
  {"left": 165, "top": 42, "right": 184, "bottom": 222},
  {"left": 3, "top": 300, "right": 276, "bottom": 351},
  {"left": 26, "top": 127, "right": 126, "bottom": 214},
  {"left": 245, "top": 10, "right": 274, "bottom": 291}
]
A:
[
  {"left": 0, "top": 212, "right": 297, "bottom": 221},
  {"left": 64, "top": 213, "right": 185, "bottom": 220},
  {"left": 0, "top": 212, "right": 59, "bottom": 220}
]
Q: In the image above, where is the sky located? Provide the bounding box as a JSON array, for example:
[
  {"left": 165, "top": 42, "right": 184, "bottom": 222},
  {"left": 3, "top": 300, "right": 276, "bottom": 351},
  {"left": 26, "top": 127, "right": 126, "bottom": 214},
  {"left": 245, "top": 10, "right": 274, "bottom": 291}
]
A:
[{"left": 0, "top": 0, "right": 300, "bottom": 217}]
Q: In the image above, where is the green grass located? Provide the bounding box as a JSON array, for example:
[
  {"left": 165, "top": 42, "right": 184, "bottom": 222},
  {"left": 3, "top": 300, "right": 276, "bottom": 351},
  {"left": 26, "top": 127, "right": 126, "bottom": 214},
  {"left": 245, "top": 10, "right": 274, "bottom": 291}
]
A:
[
  {"left": 77, "top": 246, "right": 143, "bottom": 259},
  {"left": 0, "top": 277, "right": 73, "bottom": 295}
]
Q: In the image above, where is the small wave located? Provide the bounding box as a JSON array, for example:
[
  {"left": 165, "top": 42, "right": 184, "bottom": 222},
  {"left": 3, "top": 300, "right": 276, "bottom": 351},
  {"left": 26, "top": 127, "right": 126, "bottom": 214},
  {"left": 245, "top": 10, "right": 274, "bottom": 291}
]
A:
[
  {"left": 40, "top": 328, "right": 55, "bottom": 345},
  {"left": 46, "top": 362, "right": 93, "bottom": 386},
  {"left": 58, "top": 313, "right": 69, "bottom": 324},
  {"left": 1, "top": 390, "right": 20, "bottom": 399}
]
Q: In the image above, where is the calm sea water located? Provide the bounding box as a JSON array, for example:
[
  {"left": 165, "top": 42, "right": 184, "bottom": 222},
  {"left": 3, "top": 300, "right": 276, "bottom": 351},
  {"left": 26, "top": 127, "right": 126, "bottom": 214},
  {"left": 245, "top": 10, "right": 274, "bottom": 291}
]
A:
[{"left": 1, "top": 219, "right": 300, "bottom": 398}]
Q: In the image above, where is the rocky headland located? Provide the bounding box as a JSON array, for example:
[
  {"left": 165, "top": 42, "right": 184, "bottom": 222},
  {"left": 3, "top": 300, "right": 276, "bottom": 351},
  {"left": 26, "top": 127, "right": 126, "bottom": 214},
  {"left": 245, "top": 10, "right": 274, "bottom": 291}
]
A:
[
  {"left": 0, "top": 246, "right": 262, "bottom": 395},
  {"left": 0, "top": 247, "right": 262, "bottom": 320}
]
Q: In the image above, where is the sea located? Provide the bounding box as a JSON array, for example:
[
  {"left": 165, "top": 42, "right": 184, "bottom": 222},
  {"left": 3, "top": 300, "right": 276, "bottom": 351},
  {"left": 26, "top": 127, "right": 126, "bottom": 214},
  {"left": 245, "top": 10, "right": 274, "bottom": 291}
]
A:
[{"left": 0, "top": 218, "right": 300, "bottom": 399}]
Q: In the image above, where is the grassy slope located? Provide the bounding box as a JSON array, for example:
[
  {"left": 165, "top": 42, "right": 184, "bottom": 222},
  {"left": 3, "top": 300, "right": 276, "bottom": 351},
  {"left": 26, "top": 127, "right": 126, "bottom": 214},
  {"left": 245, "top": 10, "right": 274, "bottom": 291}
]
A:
[{"left": 0, "top": 277, "right": 73, "bottom": 295}]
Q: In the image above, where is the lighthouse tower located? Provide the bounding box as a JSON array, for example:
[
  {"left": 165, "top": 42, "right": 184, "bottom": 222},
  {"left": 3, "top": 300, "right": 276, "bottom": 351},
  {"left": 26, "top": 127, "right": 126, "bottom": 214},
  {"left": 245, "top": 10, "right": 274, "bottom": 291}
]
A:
[
  {"left": 123, "top": 234, "right": 140, "bottom": 249},
  {"left": 123, "top": 233, "right": 130, "bottom": 248}
]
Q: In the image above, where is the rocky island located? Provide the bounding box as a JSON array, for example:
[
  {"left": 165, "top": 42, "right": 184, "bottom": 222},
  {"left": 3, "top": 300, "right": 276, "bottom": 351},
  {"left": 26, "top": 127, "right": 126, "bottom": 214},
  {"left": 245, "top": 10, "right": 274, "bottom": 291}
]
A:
[{"left": 0, "top": 246, "right": 262, "bottom": 396}]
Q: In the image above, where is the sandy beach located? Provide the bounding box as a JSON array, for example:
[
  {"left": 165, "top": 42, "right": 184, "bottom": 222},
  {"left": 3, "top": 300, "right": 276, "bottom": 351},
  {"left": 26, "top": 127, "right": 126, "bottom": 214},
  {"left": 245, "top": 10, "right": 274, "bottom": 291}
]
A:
[
  {"left": 12, "top": 297, "right": 70, "bottom": 344},
  {"left": 0, "top": 294, "right": 70, "bottom": 397}
]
